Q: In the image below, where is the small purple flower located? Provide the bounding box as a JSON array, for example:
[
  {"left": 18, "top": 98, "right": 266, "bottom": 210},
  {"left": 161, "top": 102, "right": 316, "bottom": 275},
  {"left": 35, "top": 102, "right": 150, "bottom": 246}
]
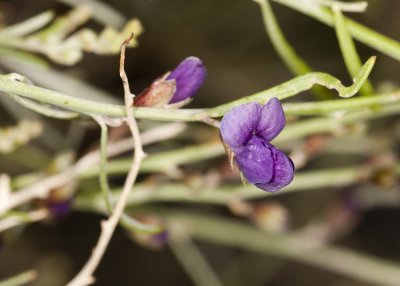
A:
[
  {"left": 220, "top": 98, "right": 294, "bottom": 192},
  {"left": 166, "top": 56, "right": 206, "bottom": 103},
  {"left": 46, "top": 196, "right": 73, "bottom": 218}
]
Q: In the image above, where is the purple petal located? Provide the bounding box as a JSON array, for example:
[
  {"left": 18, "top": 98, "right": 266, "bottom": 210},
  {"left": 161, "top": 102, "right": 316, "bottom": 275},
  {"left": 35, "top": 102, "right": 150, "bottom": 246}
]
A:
[
  {"left": 48, "top": 198, "right": 73, "bottom": 218},
  {"left": 255, "top": 144, "right": 294, "bottom": 192},
  {"left": 220, "top": 103, "right": 261, "bottom": 148},
  {"left": 256, "top": 97, "right": 286, "bottom": 141},
  {"left": 234, "top": 136, "right": 273, "bottom": 184},
  {"left": 167, "top": 57, "right": 207, "bottom": 103}
]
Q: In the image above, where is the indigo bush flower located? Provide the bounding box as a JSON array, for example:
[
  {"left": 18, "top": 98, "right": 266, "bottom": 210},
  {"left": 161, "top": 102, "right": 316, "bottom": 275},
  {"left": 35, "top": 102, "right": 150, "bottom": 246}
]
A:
[
  {"left": 135, "top": 57, "right": 206, "bottom": 107},
  {"left": 220, "top": 98, "right": 294, "bottom": 192}
]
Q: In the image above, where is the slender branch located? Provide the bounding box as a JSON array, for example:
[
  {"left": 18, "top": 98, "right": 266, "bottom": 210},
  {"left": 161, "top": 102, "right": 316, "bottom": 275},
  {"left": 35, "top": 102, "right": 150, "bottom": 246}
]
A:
[
  {"left": 3, "top": 122, "right": 185, "bottom": 213},
  {"left": 165, "top": 211, "right": 400, "bottom": 286},
  {"left": 312, "top": 0, "right": 368, "bottom": 12},
  {"left": 169, "top": 226, "right": 223, "bottom": 286},
  {"left": 0, "top": 56, "right": 376, "bottom": 121},
  {"left": 272, "top": 0, "right": 400, "bottom": 61},
  {"left": 0, "top": 11, "right": 55, "bottom": 37},
  {"left": 75, "top": 164, "right": 395, "bottom": 209},
  {"left": 66, "top": 34, "right": 146, "bottom": 286},
  {"left": 253, "top": 0, "right": 331, "bottom": 99},
  {"left": 93, "top": 115, "right": 162, "bottom": 234},
  {"left": 333, "top": 6, "right": 373, "bottom": 96},
  {"left": 205, "top": 56, "right": 375, "bottom": 117},
  {"left": 0, "top": 270, "right": 37, "bottom": 286},
  {"left": 92, "top": 116, "right": 113, "bottom": 213},
  {"left": 0, "top": 209, "right": 49, "bottom": 233}
]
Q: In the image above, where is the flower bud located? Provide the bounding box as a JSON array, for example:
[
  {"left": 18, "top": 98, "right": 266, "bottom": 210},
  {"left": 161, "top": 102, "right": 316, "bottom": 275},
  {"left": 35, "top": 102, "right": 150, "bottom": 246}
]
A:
[{"left": 166, "top": 56, "right": 207, "bottom": 103}]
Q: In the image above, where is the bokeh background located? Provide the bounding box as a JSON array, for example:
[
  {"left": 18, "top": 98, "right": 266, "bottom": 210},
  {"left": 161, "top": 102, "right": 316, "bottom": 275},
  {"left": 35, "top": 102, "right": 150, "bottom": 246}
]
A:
[{"left": 0, "top": 0, "right": 399, "bottom": 285}]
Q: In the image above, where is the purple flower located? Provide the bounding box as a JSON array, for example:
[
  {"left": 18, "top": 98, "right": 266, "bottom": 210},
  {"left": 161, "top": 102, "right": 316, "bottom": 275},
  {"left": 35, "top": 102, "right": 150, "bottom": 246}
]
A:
[
  {"left": 46, "top": 196, "right": 73, "bottom": 218},
  {"left": 220, "top": 98, "right": 294, "bottom": 192},
  {"left": 166, "top": 56, "right": 207, "bottom": 103}
]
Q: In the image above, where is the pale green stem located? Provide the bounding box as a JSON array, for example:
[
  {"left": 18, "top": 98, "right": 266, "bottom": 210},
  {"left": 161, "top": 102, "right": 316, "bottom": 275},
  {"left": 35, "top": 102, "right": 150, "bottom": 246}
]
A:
[
  {"left": 206, "top": 56, "right": 375, "bottom": 117},
  {"left": 0, "top": 270, "right": 37, "bottom": 286},
  {"left": 95, "top": 117, "right": 162, "bottom": 234},
  {"left": 281, "top": 93, "right": 400, "bottom": 115},
  {"left": 313, "top": 0, "right": 367, "bottom": 12},
  {"left": 95, "top": 118, "right": 113, "bottom": 213},
  {"left": 272, "top": 0, "right": 400, "bottom": 62},
  {"left": 333, "top": 7, "right": 373, "bottom": 96},
  {"left": 279, "top": 102, "right": 400, "bottom": 142},
  {"left": 164, "top": 212, "right": 400, "bottom": 286},
  {"left": 81, "top": 142, "right": 223, "bottom": 178},
  {"left": 254, "top": 0, "right": 331, "bottom": 99},
  {"left": 256, "top": 0, "right": 311, "bottom": 75},
  {"left": 32, "top": 6, "right": 91, "bottom": 40},
  {"left": 5, "top": 92, "right": 79, "bottom": 119},
  {"left": 169, "top": 233, "right": 223, "bottom": 286},
  {"left": 0, "top": 48, "right": 49, "bottom": 67},
  {"left": 57, "top": 0, "right": 127, "bottom": 29},
  {"left": 75, "top": 165, "right": 400, "bottom": 209},
  {"left": 0, "top": 57, "right": 376, "bottom": 121},
  {"left": 0, "top": 11, "right": 55, "bottom": 37}
]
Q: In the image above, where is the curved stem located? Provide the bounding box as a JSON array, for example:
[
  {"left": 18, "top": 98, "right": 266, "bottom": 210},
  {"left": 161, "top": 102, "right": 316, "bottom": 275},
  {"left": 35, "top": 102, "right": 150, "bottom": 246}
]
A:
[
  {"left": 254, "top": 0, "right": 331, "bottom": 99},
  {"left": 272, "top": 0, "right": 400, "bottom": 62},
  {"left": 0, "top": 270, "right": 37, "bottom": 286},
  {"left": 205, "top": 56, "right": 375, "bottom": 117},
  {"left": 0, "top": 57, "right": 376, "bottom": 121},
  {"left": 164, "top": 211, "right": 400, "bottom": 286},
  {"left": 333, "top": 6, "right": 373, "bottom": 96}
]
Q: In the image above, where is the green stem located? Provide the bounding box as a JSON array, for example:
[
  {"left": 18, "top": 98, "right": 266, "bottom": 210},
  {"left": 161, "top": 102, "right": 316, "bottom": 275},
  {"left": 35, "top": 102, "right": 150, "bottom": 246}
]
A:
[
  {"left": 279, "top": 102, "right": 400, "bottom": 142},
  {"left": 205, "top": 56, "right": 376, "bottom": 117},
  {"left": 256, "top": 0, "right": 311, "bottom": 75},
  {"left": 96, "top": 118, "right": 113, "bottom": 213},
  {"left": 164, "top": 211, "right": 400, "bottom": 286},
  {"left": 81, "top": 142, "right": 223, "bottom": 178},
  {"left": 95, "top": 116, "right": 162, "bottom": 234},
  {"left": 0, "top": 58, "right": 376, "bottom": 121},
  {"left": 0, "top": 11, "right": 55, "bottom": 37},
  {"left": 272, "top": 0, "right": 400, "bottom": 62},
  {"left": 282, "top": 92, "right": 400, "bottom": 115},
  {"left": 169, "top": 235, "right": 223, "bottom": 286},
  {"left": 255, "top": 0, "right": 331, "bottom": 99},
  {"left": 76, "top": 165, "right": 400, "bottom": 208},
  {"left": 333, "top": 7, "right": 374, "bottom": 96},
  {"left": 0, "top": 270, "right": 37, "bottom": 286}
]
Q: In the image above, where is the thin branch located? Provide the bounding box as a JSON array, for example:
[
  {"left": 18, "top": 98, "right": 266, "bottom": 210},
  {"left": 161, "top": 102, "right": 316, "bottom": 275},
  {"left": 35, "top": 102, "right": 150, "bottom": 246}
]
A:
[
  {"left": 0, "top": 56, "right": 377, "bottom": 120},
  {"left": 0, "top": 270, "right": 37, "bottom": 286},
  {"left": 1, "top": 122, "right": 184, "bottom": 214},
  {"left": 166, "top": 211, "right": 400, "bottom": 286},
  {"left": 0, "top": 209, "right": 49, "bottom": 233},
  {"left": 169, "top": 225, "right": 223, "bottom": 286},
  {"left": 272, "top": 0, "right": 400, "bottom": 61},
  {"left": 312, "top": 0, "right": 368, "bottom": 13},
  {"left": 93, "top": 115, "right": 161, "bottom": 233},
  {"left": 66, "top": 34, "right": 146, "bottom": 286},
  {"left": 92, "top": 116, "right": 113, "bottom": 213},
  {"left": 0, "top": 174, "right": 11, "bottom": 210}
]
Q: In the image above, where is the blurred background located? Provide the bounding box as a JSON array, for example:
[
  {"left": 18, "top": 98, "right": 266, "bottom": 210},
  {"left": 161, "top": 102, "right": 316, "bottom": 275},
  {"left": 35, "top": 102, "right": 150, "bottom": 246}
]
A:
[{"left": 0, "top": 0, "right": 399, "bottom": 285}]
